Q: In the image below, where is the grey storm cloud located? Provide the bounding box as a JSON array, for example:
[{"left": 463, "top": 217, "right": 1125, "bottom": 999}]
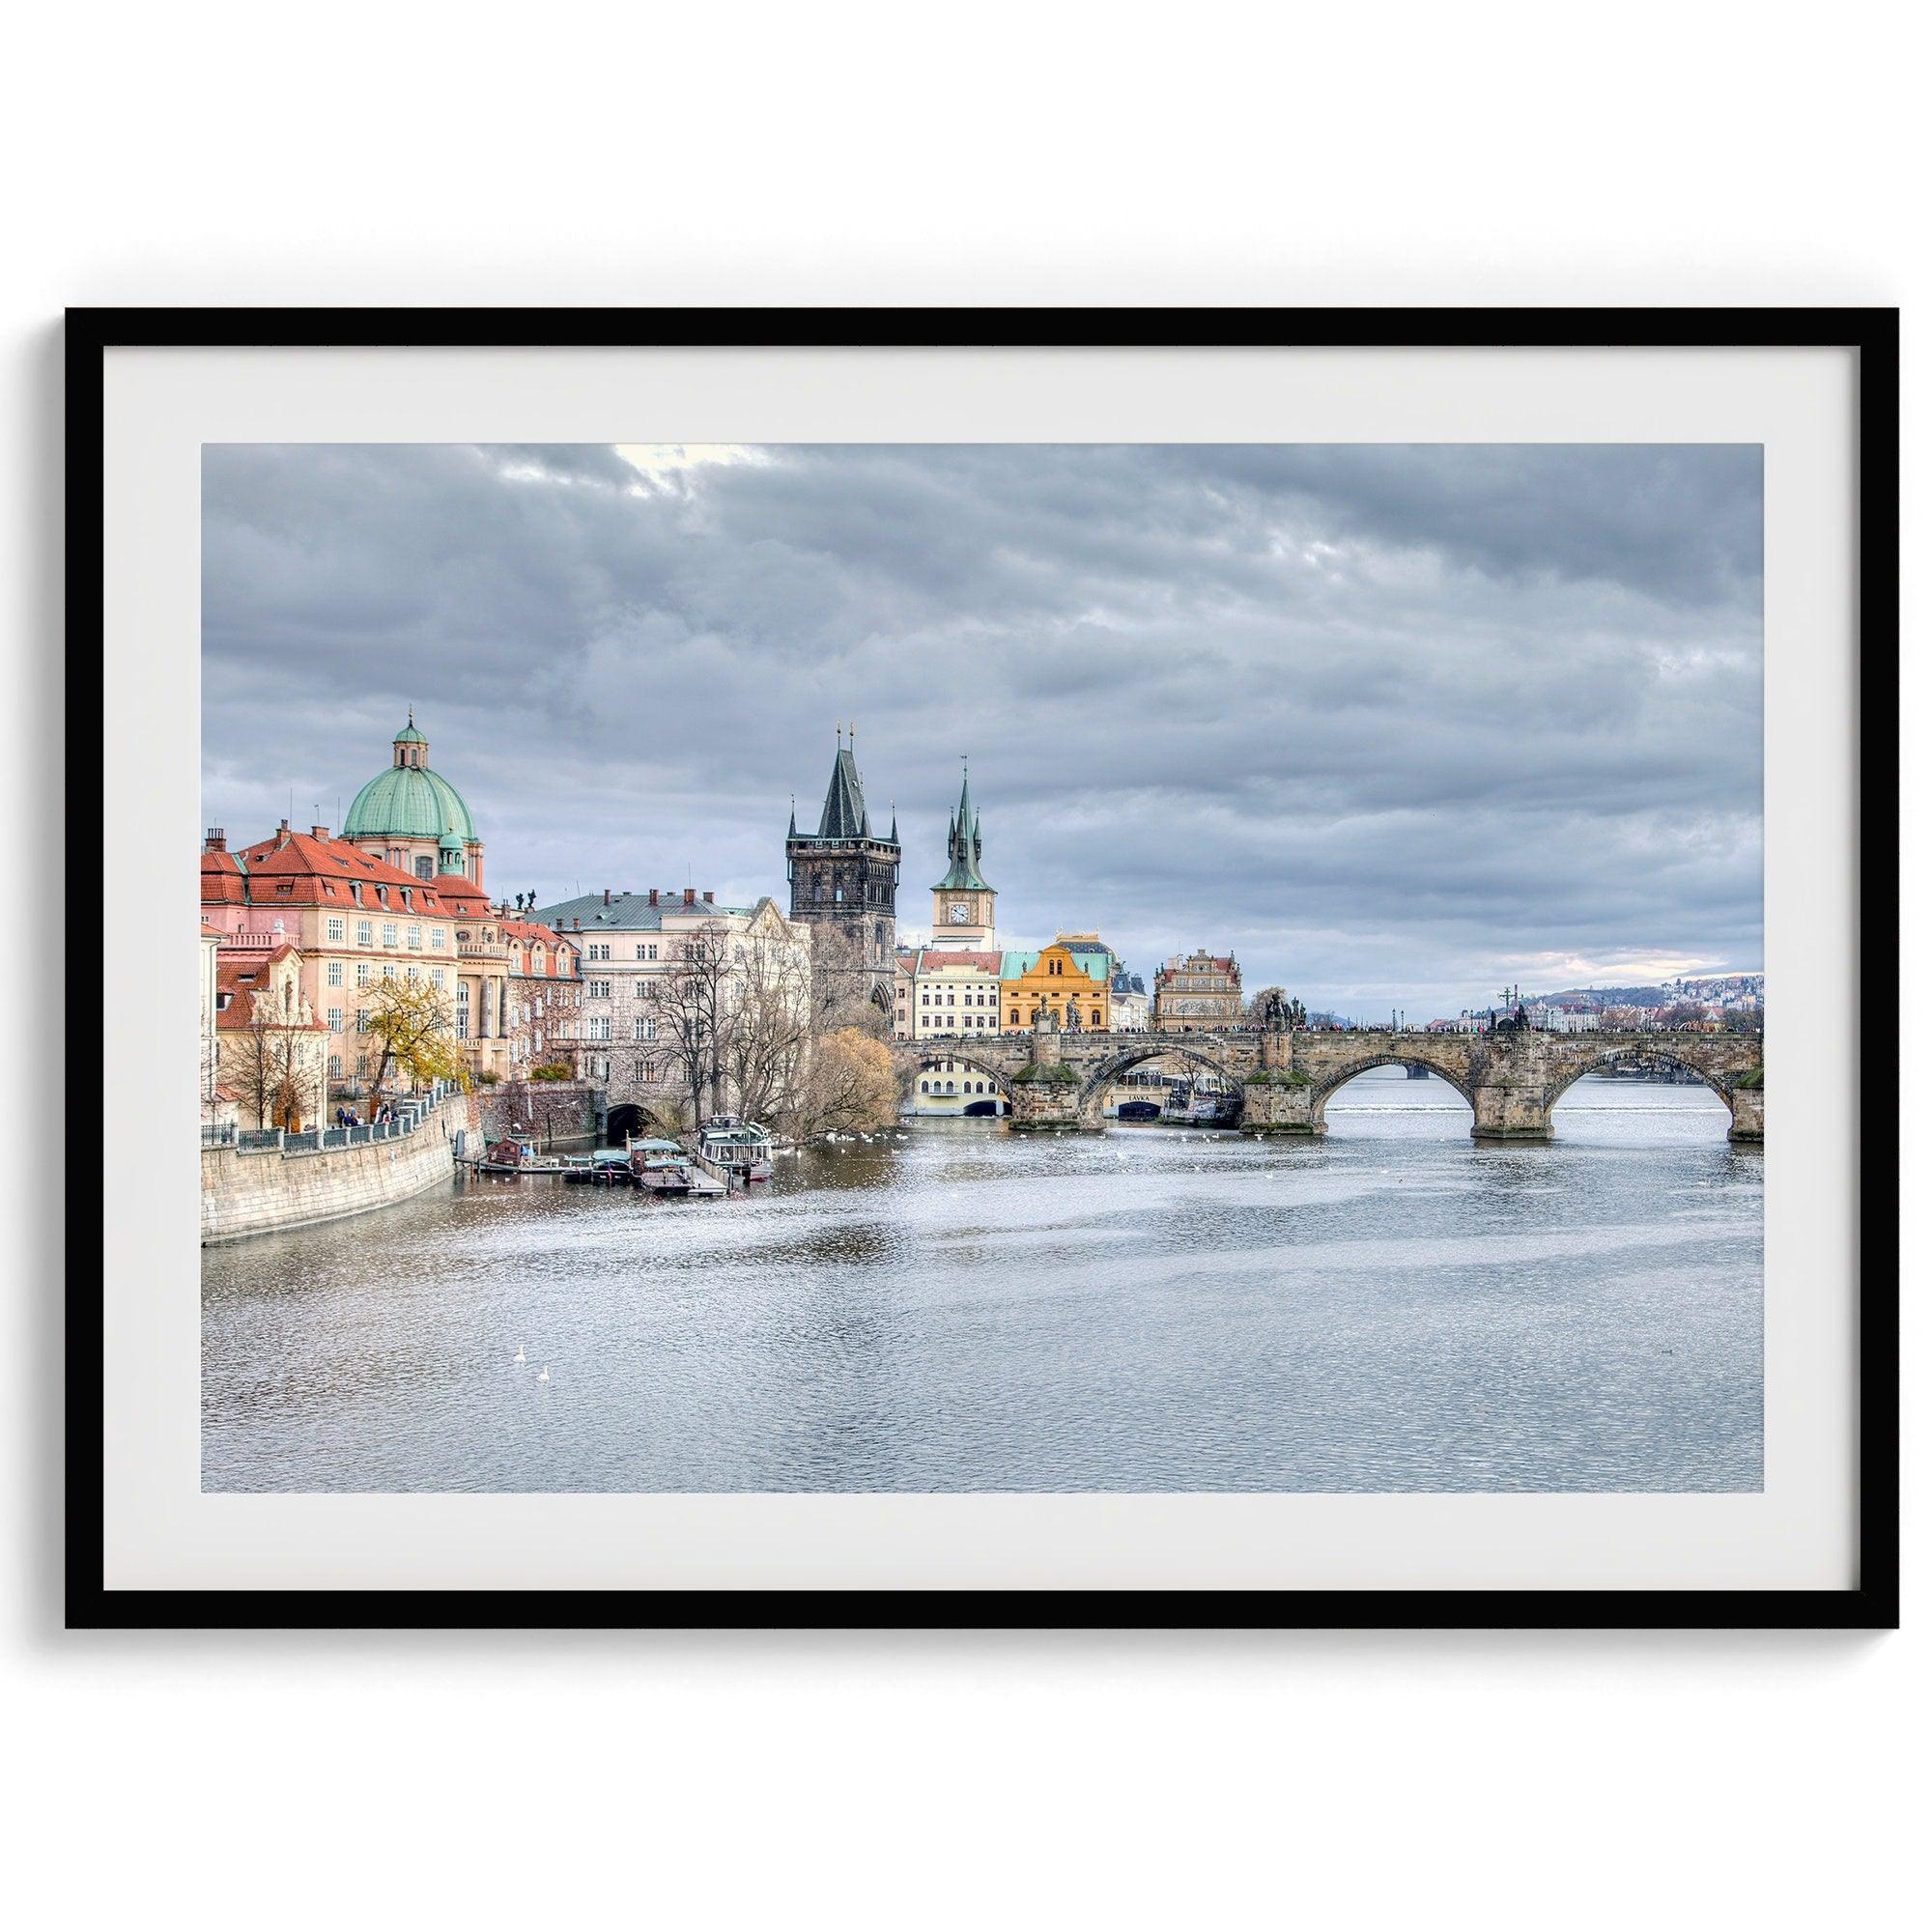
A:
[{"left": 201, "top": 441, "right": 1762, "bottom": 1018}]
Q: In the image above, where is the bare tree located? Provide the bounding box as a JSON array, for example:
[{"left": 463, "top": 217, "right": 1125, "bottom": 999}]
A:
[
  {"left": 723, "top": 935, "right": 813, "bottom": 1126},
  {"left": 228, "top": 986, "right": 325, "bottom": 1131},
  {"left": 645, "top": 922, "right": 735, "bottom": 1125}
]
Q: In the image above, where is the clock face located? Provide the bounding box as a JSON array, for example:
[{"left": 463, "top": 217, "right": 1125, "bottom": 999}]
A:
[{"left": 948, "top": 902, "right": 970, "bottom": 923}]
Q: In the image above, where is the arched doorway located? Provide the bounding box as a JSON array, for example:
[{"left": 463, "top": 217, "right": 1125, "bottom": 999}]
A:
[{"left": 606, "top": 1101, "right": 664, "bottom": 1148}]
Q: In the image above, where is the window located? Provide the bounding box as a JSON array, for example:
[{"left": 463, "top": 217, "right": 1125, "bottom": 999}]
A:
[
  {"left": 636, "top": 980, "right": 651, "bottom": 997},
  {"left": 355, "top": 1010, "right": 370, "bottom": 1033},
  {"left": 407, "top": 967, "right": 420, "bottom": 983},
  {"left": 633, "top": 1018, "right": 650, "bottom": 1041},
  {"left": 431, "top": 928, "right": 445, "bottom": 950},
  {"left": 415, "top": 856, "right": 434, "bottom": 880},
  {"left": 381, "top": 963, "right": 395, "bottom": 980},
  {"left": 634, "top": 1061, "right": 646, "bottom": 1082},
  {"left": 646, "top": 943, "right": 658, "bottom": 961},
  {"left": 327, "top": 1008, "right": 343, "bottom": 1033},
  {"left": 1093, "top": 1010, "right": 1102, "bottom": 1027},
  {"left": 355, "top": 962, "right": 372, "bottom": 988},
  {"left": 382, "top": 923, "right": 398, "bottom": 948},
  {"left": 455, "top": 993, "right": 469, "bottom": 1039},
  {"left": 326, "top": 917, "right": 345, "bottom": 943},
  {"left": 431, "top": 968, "right": 445, "bottom": 988},
  {"left": 635, "top": 944, "right": 649, "bottom": 959},
  {"left": 327, "top": 960, "right": 343, "bottom": 987},
  {"left": 327, "top": 1054, "right": 341, "bottom": 1078},
  {"left": 588, "top": 944, "right": 610, "bottom": 961},
  {"left": 640, "top": 1015, "right": 656, "bottom": 1038},
  {"left": 588, "top": 980, "right": 611, "bottom": 999},
  {"left": 919, "top": 1080, "right": 928, "bottom": 1094},
  {"left": 408, "top": 924, "right": 422, "bottom": 949},
  {"left": 356, "top": 921, "right": 373, "bottom": 947},
  {"left": 587, "top": 1016, "right": 611, "bottom": 1041}
]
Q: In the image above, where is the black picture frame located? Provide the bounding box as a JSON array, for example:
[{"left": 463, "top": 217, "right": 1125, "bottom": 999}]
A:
[{"left": 67, "top": 306, "right": 1899, "bottom": 1632}]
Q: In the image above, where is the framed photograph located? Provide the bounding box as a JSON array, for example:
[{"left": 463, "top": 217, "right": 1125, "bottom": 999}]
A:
[{"left": 70, "top": 307, "right": 1897, "bottom": 1629}]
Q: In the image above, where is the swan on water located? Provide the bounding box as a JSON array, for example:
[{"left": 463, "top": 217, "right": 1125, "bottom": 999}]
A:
[
  {"left": 514, "top": 1346, "right": 526, "bottom": 1365},
  {"left": 538, "top": 1366, "right": 550, "bottom": 1382}
]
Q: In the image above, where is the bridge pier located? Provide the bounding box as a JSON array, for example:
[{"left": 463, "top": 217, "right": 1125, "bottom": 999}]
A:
[
  {"left": 1726, "top": 1083, "right": 1763, "bottom": 1145},
  {"left": 1238, "top": 1073, "right": 1321, "bottom": 1135},
  {"left": 1006, "top": 1013, "right": 1099, "bottom": 1130},
  {"left": 1469, "top": 1083, "right": 1553, "bottom": 1142}
]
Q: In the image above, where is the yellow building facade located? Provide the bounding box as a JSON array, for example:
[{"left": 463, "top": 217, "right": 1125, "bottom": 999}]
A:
[{"left": 1000, "top": 943, "right": 1112, "bottom": 1034}]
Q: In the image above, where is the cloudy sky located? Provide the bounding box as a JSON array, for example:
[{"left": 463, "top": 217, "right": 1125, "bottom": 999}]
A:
[{"left": 202, "top": 442, "right": 1762, "bottom": 1019}]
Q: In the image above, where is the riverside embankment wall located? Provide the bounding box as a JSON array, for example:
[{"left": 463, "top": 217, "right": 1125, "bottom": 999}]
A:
[{"left": 201, "top": 1094, "right": 474, "bottom": 1244}]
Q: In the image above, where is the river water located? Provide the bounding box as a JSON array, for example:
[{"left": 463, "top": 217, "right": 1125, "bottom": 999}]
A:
[{"left": 201, "top": 1070, "right": 1763, "bottom": 1493}]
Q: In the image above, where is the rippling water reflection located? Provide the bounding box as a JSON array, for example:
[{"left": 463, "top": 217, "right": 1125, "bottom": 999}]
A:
[{"left": 201, "top": 1070, "right": 1763, "bottom": 1492}]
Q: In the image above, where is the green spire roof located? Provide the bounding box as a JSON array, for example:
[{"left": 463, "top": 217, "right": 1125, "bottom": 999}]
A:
[
  {"left": 393, "top": 712, "right": 428, "bottom": 746},
  {"left": 932, "top": 763, "right": 990, "bottom": 891}
]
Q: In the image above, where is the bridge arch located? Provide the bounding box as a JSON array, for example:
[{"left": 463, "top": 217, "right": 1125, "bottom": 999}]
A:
[
  {"left": 1308, "top": 1050, "right": 1478, "bottom": 1128},
  {"left": 906, "top": 1046, "right": 1018, "bottom": 1112},
  {"left": 1074, "top": 1038, "right": 1245, "bottom": 1120},
  {"left": 1544, "top": 1041, "right": 1749, "bottom": 1125}
]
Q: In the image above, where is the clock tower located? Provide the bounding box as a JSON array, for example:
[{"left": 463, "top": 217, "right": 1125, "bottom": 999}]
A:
[{"left": 929, "top": 761, "right": 996, "bottom": 950}]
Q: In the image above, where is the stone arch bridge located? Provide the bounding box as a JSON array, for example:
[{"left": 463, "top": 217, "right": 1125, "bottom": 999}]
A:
[{"left": 895, "top": 1026, "right": 1764, "bottom": 1144}]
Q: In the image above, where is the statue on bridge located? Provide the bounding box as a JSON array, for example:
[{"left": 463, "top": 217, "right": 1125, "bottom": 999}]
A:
[{"left": 1254, "top": 989, "right": 1308, "bottom": 1033}]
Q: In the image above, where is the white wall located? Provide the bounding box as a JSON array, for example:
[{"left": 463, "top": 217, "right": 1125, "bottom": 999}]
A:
[{"left": 5, "top": 9, "right": 1920, "bottom": 1928}]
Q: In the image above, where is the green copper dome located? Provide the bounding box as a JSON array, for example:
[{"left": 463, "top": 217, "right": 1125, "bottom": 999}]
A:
[
  {"left": 344, "top": 764, "right": 475, "bottom": 840},
  {"left": 344, "top": 718, "right": 475, "bottom": 842}
]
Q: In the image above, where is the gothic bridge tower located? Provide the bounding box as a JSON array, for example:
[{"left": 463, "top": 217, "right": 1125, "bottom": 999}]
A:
[{"left": 785, "top": 728, "right": 900, "bottom": 1027}]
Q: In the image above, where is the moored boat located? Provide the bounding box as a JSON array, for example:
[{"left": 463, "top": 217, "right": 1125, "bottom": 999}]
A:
[
  {"left": 627, "top": 1136, "right": 697, "bottom": 1195},
  {"left": 698, "top": 1114, "right": 774, "bottom": 1183}
]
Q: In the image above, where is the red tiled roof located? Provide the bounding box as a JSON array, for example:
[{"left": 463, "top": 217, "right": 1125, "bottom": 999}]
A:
[
  {"left": 203, "top": 829, "right": 457, "bottom": 915},
  {"left": 214, "top": 955, "right": 323, "bottom": 1032},
  {"left": 500, "top": 918, "right": 580, "bottom": 976},
  {"left": 916, "top": 949, "right": 1003, "bottom": 974}
]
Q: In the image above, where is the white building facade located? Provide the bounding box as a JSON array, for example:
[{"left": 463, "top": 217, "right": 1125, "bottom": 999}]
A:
[{"left": 532, "top": 886, "right": 811, "bottom": 1118}]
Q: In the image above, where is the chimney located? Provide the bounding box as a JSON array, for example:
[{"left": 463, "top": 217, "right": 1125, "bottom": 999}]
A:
[
  {"left": 603, "top": 888, "right": 611, "bottom": 906},
  {"left": 649, "top": 889, "right": 659, "bottom": 906},
  {"left": 203, "top": 828, "right": 226, "bottom": 853},
  {"left": 274, "top": 818, "right": 292, "bottom": 848},
  {"left": 702, "top": 890, "right": 714, "bottom": 904},
  {"left": 311, "top": 825, "right": 328, "bottom": 840},
  {"left": 573, "top": 917, "right": 582, "bottom": 930},
  {"left": 684, "top": 887, "right": 696, "bottom": 905}
]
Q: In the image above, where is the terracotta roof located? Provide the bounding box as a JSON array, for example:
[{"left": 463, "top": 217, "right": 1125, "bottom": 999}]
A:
[
  {"left": 502, "top": 919, "right": 579, "bottom": 977},
  {"left": 205, "top": 829, "right": 457, "bottom": 915},
  {"left": 214, "top": 956, "right": 323, "bottom": 1032},
  {"left": 915, "top": 949, "right": 1003, "bottom": 974}
]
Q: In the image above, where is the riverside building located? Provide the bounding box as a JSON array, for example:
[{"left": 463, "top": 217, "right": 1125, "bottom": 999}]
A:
[
  {"left": 201, "top": 822, "right": 474, "bottom": 1097},
  {"left": 529, "top": 886, "right": 811, "bottom": 1134},
  {"left": 1151, "top": 950, "right": 1244, "bottom": 1031},
  {"left": 338, "top": 715, "right": 511, "bottom": 1080},
  {"left": 1001, "top": 942, "right": 1113, "bottom": 1033}
]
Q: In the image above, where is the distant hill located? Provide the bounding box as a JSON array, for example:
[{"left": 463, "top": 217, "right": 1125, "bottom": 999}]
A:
[{"left": 1525, "top": 984, "right": 1672, "bottom": 1009}]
